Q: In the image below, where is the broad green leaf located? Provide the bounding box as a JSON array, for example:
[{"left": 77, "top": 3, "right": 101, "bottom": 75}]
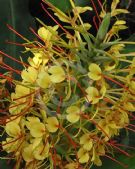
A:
[
  {"left": 47, "top": 0, "right": 71, "bottom": 12},
  {"left": 92, "top": 153, "right": 135, "bottom": 169},
  {"left": 0, "top": 0, "right": 35, "bottom": 78}
]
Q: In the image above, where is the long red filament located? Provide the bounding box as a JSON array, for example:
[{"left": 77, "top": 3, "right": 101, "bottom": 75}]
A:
[
  {"left": 6, "top": 24, "right": 29, "bottom": 42},
  {"left": 29, "top": 27, "right": 45, "bottom": 44},
  {"left": 81, "top": 114, "right": 110, "bottom": 139},
  {"left": 97, "top": 0, "right": 103, "bottom": 9},
  {"left": 93, "top": 16, "right": 98, "bottom": 30},
  {"left": 6, "top": 40, "right": 36, "bottom": 48},
  {"left": 90, "top": 0, "right": 101, "bottom": 23},
  {"left": 0, "top": 51, "right": 29, "bottom": 67},
  {"left": 107, "top": 142, "right": 131, "bottom": 157},
  {"left": 41, "top": 3, "right": 73, "bottom": 38},
  {"left": 0, "top": 63, "right": 21, "bottom": 75},
  {"left": 104, "top": 154, "right": 128, "bottom": 168},
  {"left": 103, "top": 75, "right": 128, "bottom": 91}
]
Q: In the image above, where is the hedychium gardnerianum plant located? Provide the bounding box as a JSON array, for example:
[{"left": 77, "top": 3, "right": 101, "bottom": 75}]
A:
[{"left": 0, "top": 0, "right": 135, "bottom": 168}]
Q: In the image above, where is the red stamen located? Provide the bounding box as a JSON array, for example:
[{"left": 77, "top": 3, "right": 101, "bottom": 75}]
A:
[
  {"left": 52, "top": 45, "right": 64, "bottom": 53},
  {"left": 93, "top": 16, "right": 98, "bottom": 30},
  {"left": 97, "top": 0, "right": 103, "bottom": 9},
  {"left": 56, "top": 96, "right": 63, "bottom": 114},
  {"left": 128, "top": 123, "right": 135, "bottom": 128},
  {"left": 90, "top": 0, "right": 101, "bottom": 23},
  {"left": 0, "top": 73, "right": 13, "bottom": 83},
  {"left": 103, "top": 75, "right": 128, "bottom": 91},
  {"left": 13, "top": 90, "right": 35, "bottom": 101},
  {"left": 29, "top": 27, "right": 45, "bottom": 45},
  {"left": 0, "top": 51, "right": 29, "bottom": 67},
  {"left": 6, "top": 40, "right": 36, "bottom": 48},
  {"left": 81, "top": 114, "right": 110, "bottom": 139},
  {"left": 59, "top": 125, "right": 77, "bottom": 148},
  {"left": 104, "top": 154, "right": 128, "bottom": 168},
  {"left": 125, "top": 126, "right": 135, "bottom": 133},
  {"left": 41, "top": 3, "right": 73, "bottom": 38},
  {"left": 2, "top": 135, "right": 23, "bottom": 147},
  {"left": 114, "top": 143, "right": 135, "bottom": 150},
  {"left": 6, "top": 24, "right": 29, "bottom": 42},
  {"left": 51, "top": 145, "right": 57, "bottom": 169},
  {"left": 0, "top": 63, "right": 21, "bottom": 75},
  {"left": 67, "top": 76, "right": 89, "bottom": 102},
  {"left": 107, "top": 142, "right": 131, "bottom": 157}
]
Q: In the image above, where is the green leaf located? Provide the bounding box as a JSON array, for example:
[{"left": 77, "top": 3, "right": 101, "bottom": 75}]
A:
[
  {"left": 0, "top": 0, "right": 35, "bottom": 78},
  {"left": 95, "top": 13, "right": 111, "bottom": 45},
  {"left": 47, "top": 0, "right": 90, "bottom": 12},
  {"left": 92, "top": 153, "right": 135, "bottom": 169},
  {"left": 47, "top": 0, "right": 71, "bottom": 12}
]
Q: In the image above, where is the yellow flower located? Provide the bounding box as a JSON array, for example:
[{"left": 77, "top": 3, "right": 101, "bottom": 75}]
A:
[
  {"left": 28, "top": 51, "right": 43, "bottom": 68},
  {"left": 37, "top": 70, "right": 51, "bottom": 89},
  {"left": 26, "top": 117, "right": 45, "bottom": 137},
  {"left": 38, "top": 27, "right": 51, "bottom": 41},
  {"left": 124, "top": 102, "right": 135, "bottom": 111},
  {"left": 33, "top": 142, "right": 50, "bottom": 160},
  {"left": 88, "top": 63, "right": 102, "bottom": 80},
  {"left": 48, "top": 65, "right": 65, "bottom": 83},
  {"left": 38, "top": 25, "right": 59, "bottom": 41},
  {"left": 91, "top": 148, "right": 102, "bottom": 166},
  {"left": 21, "top": 66, "right": 38, "bottom": 83},
  {"left": 80, "top": 134, "right": 93, "bottom": 151},
  {"left": 86, "top": 87, "right": 100, "bottom": 104},
  {"left": 129, "top": 80, "right": 135, "bottom": 93},
  {"left": 100, "top": 0, "right": 128, "bottom": 17},
  {"left": 77, "top": 148, "right": 89, "bottom": 163},
  {"left": 9, "top": 85, "right": 31, "bottom": 114},
  {"left": 22, "top": 144, "right": 34, "bottom": 162},
  {"left": 54, "top": 11, "right": 70, "bottom": 23},
  {"left": 98, "top": 117, "right": 119, "bottom": 140},
  {"left": 64, "top": 162, "right": 78, "bottom": 169},
  {"left": 108, "top": 44, "right": 125, "bottom": 55},
  {"left": 30, "top": 137, "right": 42, "bottom": 149},
  {"left": 66, "top": 105, "right": 80, "bottom": 123},
  {"left": 46, "top": 117, "right": 59, "bottom": 133},
  {"left": 104, "top": 61, "right": 116, "bottom": 71},
  {"left": 5, "top": 121, "right": 21, "bottom": 137},
  {"left": 2, "top": 138, "right": 20, "bottom": 153},
  {"left": 74, "top": 6, "right": 92, "bottom": 14},
  {"left": 9, "top": 99, "right": 26, "bottom": 114},
  {"left": 15, "top": 85, "right": 30, "bottom": 97}
]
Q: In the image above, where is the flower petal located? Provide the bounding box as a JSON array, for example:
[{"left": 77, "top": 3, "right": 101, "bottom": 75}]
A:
[
  {"left": 88, "top": 63, "right": 101, "bottom": 80},
  {"left": 46, "top": 117, "right": 59, "bottom": 133}
]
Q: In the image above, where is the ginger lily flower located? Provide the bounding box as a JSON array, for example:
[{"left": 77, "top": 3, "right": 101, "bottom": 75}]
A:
[
  {"left": 5, "top": 121, "right": 21, "bottom": 137},
  {"left": 88, "top": 63, "right": 102, "bottom": 80},
  {"left": 86, "top": 87, "right": 100, "bottom": 104},
  {"left": 80, "top": 134, "right": 93, "bottom": 151},
  {"left": 37, "top": 70, "right": 51, "bottom": 89},
  {"left": 21, "top": 66, "right": 38, "bottom": 83},
  {"left": 66, "top": 105, "right": 80, "bottom": 123},
  {"left": 48, "top": 65, "right": 65, "bottom": 83},
  {"left": 46, "top": 117, "right": 59, "bottom": 133},
  {"left": 33, "top": 142, "right": 50, "bottom": 160},
  {"left": 77, "top": 148, "right": 89, "bottom": 163},
  {"left": 26, "top": 117, "right": 45, "bottom": 137}
]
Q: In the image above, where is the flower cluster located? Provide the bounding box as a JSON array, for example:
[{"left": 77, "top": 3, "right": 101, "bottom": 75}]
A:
[{"left": 0, "top": 0, "right": 135, "bottom": 169}]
